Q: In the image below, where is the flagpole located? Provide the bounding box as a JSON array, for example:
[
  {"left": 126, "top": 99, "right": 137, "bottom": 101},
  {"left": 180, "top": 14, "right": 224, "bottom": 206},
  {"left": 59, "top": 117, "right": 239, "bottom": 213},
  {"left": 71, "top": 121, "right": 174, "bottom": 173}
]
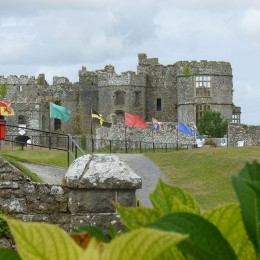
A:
[
  {"left": 176, "top": 121, "right": 179, "bottom": 151},
  {"left": 49, "top": 102, "right": 51, "bottom": 132},
  {"left": 152, "top": 124, "right": 154, "bottom": 152},
  {"left": 124, "top": 113, "right": 128, "bottom": 153},
  {"left": 124, "top": 122, "right": 127, "bottom": 153},
  {"left": 90, "top": 108, "right": 94, "bottom": 153}
]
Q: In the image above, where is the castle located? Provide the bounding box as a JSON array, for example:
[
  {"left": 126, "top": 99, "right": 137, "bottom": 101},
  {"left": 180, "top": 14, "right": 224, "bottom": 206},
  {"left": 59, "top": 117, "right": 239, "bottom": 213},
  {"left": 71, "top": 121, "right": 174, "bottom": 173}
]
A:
[{"left": 0, "top": 53, "right": 241, "bottom": 139}]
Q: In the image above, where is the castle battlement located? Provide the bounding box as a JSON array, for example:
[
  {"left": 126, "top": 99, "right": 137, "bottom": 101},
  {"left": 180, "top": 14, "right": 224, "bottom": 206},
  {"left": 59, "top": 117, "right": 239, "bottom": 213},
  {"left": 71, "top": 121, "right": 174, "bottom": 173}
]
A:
[{"left": 1, "top": 53, "right": 240, "bottom": 136}]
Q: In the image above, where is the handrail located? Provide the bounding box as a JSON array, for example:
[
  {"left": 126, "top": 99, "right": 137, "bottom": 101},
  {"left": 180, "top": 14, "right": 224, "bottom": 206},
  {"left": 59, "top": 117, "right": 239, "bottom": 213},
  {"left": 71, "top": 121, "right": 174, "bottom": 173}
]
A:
[{"left": 2, "top": 124, "right": 86, "bottom": 167}]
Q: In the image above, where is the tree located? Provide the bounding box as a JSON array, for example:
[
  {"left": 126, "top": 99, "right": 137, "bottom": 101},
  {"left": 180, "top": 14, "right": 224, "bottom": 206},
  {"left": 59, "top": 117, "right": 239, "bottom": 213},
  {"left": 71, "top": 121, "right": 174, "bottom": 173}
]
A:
[{"left": 198, "top": 110, "right": 228, "bottom": 138}]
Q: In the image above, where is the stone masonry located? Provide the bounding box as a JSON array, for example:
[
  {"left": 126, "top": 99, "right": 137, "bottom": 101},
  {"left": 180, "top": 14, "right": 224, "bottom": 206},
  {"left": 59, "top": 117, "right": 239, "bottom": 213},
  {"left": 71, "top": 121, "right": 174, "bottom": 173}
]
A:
[
  {"left": 0, "top": 53, "right": 241, "bottom": 142},
  {"left": 0, "top": 155, "right": 142, "bottom": 247},
  {"left": 228, "top": 124, "right": 260, "bottom": 146}
]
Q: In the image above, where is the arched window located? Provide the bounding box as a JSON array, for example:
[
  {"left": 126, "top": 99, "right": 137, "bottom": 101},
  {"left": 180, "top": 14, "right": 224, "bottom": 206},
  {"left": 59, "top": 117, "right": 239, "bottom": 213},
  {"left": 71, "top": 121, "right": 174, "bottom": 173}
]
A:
[{"left": 114, "top": 91, "right": 125, "bottom": 105}]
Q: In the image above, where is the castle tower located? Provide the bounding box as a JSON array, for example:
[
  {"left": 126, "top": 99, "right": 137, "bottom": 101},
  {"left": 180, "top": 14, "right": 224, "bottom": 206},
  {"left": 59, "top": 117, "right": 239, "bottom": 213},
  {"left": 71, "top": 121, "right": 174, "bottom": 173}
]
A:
[{"left": 175, "top": 60, "right": 234, "bottom": 125}]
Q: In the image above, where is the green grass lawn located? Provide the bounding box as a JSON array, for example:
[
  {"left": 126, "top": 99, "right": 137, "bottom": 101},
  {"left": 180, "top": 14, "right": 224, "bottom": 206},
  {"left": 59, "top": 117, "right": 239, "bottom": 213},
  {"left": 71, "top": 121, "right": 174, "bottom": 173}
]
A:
[
  {"left": 0, "top": 148, "right": 70, "bottom": 168},
  {"left": 1, "top": 146, "right": 260, "bottom": 211},
  {"left": 145, "top": 146, "right": 260, "bottom": 211}
]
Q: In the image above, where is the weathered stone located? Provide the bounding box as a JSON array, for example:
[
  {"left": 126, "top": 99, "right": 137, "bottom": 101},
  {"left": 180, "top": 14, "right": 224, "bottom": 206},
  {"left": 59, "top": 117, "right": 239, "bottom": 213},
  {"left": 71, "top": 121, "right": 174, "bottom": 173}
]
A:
[
  {"left": 0, "top": 155, "right": 140, "bottom": 244},
  {"left": 66, "top": 154, "right": 142, "bottom": 189},
  {"left": 70, "top": 213, "right": 124, "bottom": 233},
  {"left": 117, "top": 190, "right": 137, "bottom": 207},
  {"left": 228, "top": 124, "right": 260, "bottom": 146},
  {"left": 68, "top": 189, "right": 116, "bottom": 214},
  {"left": 0, "top": 198, "right": 27, "bottom": 213}
]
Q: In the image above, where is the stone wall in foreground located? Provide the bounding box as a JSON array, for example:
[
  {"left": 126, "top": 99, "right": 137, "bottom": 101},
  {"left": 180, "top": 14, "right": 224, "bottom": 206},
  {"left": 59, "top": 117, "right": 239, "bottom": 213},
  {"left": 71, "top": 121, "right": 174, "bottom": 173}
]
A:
[{"left": 0, "top": 155, "right": 142, "bottom": 247}]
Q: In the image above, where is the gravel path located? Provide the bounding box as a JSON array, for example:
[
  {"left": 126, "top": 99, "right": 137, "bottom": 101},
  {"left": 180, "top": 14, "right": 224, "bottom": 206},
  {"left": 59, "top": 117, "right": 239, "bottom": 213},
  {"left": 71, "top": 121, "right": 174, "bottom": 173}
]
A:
[
  {"left": 21, "top": 163, "right": 66, "bottom": 185},
  {"left": 22, "top": 154, "right": 167, "bottom": 207},
  {"left": 115, "top": 154, "right": 168, "bottom": 207}
]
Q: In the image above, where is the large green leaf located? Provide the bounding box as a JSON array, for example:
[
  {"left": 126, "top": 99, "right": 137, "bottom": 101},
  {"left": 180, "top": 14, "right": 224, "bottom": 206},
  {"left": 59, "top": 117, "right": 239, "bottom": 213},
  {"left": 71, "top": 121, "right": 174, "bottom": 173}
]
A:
[
  {"left": 115, "top": 204, "right": 160, "bottom": 230},
  {"left": 203, "top": 203, "right": 256, "bottom": 259},
  {"left": 149, "top": 179, "right": 200, "bottom": 215},
  {"left": 4, "top": 217, "right": 83, "bottom": 260},
  {"left": 100, "top": 227, "right": 188, "bottom": 260},
  {"left": 232, "top": 161, "right": 260, "bottom": 255},
  {"left": 0, "top": 248, "right": 21, "bottom": 260},
  {"left": 148, "top": 212, "right": 237, "bottom": 260}
]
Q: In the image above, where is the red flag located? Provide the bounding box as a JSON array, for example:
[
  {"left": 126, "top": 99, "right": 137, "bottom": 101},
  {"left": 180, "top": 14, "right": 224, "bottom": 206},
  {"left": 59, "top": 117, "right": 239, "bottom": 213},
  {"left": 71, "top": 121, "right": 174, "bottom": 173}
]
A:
[
  {"left": 0, "top": 101, "right": 11, "bottom": 107},
  {"left": 125, "top": 112, "right": 147, "bottom": 129}
]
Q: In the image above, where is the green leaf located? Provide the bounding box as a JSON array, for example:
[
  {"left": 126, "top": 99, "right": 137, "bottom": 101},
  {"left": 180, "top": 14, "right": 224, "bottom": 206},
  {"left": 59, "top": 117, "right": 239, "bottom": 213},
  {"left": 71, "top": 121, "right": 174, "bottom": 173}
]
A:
[
  {"left": 148, "top": 212, "right": 237, "bottom": 260},
  {"left": 4, "top": 217, "right": 83, "bottom": 260},
  {"left": 203, "top": 203, "right": 256, "bottom": 259},
  {"left": 149, "top": 179, "right": 200, "bottom": 215},
  {"left": 106, "top": 224, "right": 120, "bottom": 239},
  {"left": 232, "top": 161, "right": 260, "bottom": 255},
  {"left": 0, "top": 248, "right": 21, "bottom": 260},
  {"left": 101, "top": 227, "right": 188, "bottom": 260},
  {"left": 75, "top": 224, "right": 111, "bottom": 243},
  {"left": 115, "top": 203, "right": 160, "bottom": 230}
]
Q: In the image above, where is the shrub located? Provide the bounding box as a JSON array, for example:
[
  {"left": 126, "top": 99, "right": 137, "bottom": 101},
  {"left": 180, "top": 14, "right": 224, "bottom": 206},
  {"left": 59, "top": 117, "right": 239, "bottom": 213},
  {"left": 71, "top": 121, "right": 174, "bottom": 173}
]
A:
[{"left": 1, "top": 161, "right": 260, "bottom": 259}]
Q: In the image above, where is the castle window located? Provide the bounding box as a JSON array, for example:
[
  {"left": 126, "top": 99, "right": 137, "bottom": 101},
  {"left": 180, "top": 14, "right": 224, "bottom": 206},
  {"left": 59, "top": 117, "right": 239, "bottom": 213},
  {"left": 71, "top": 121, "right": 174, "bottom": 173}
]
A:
[
  {"left": 114, "top": 91, "right": 125, "bottom": 105},
  {"left": 196, "top": 104, "right": 210, "bottom": 125},
  {"left": 195, "top": 76, "right": 211, "bottom": 97},
  {"left": 54, "top": 118, "right": 61, "bottom": 130},
  {"left": 232, "top": 114, "right": 240, "bottom": 124},
  {"left": 19, "top": 85, "right": 23, "bottom": 92},
  {"left": 18, "top": 115, "right": 26, "bottom": 124},
  {"left": 134, "top": 91, "right": 141, "bottom": 106},
  {"left": 157, "top": 98, "right": 161, "bottom": 111}
]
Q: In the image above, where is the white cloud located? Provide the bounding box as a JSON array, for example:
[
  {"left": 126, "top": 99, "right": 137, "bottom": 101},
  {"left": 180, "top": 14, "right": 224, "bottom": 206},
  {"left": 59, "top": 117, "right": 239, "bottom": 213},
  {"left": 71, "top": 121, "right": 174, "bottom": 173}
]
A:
[
  {"left": 0, "top": 0, "right": 259, "bottom": 125},
  {"left": 240, "top": 9, "right": 260, "bottom": 45},
  {"left": 233, "top": 80, "right": 260, "bottom": 125}
]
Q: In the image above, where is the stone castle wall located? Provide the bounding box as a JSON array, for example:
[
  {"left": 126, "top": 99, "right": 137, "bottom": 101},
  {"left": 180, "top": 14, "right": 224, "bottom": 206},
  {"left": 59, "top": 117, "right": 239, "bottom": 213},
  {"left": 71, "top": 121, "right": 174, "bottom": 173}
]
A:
[
  {"left": 228, "top": 124, "right": 260, "bottom": 146},
  {"left": 0, "top": 155, "right": 141, "bottom": 247},
  {"left": 1, "top": 53, "right": 240, "bottom": 139}
]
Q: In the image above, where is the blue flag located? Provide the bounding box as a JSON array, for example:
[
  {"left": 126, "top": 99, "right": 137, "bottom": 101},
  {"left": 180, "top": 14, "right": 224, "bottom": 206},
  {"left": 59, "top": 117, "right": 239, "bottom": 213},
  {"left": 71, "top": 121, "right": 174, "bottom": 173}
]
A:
[
  {"left": 50, "top": 102, "right": 71, "bottom": 122},
  {"left": 178, "top": 121, "right": 193, "bottom": 136}
]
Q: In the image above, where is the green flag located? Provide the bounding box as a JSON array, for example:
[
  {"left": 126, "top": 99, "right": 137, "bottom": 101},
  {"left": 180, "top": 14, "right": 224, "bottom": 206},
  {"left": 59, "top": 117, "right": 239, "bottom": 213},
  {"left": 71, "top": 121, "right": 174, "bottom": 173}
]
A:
[{"left": 50, "top": 102, "right": 71, "bottom": 122}]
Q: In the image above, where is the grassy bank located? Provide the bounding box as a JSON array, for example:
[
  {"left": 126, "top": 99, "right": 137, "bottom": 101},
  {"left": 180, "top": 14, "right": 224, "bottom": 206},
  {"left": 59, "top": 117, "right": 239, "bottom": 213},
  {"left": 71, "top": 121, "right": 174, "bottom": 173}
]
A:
[
  {"left": 1, "top": 146, "right": 260, "bottom": 210},
  {"left": 0, "top": 148, "right": 69, "bottom": 168},
  {"left": 145, "top": 146, "right": 260, "bottom": 210}
]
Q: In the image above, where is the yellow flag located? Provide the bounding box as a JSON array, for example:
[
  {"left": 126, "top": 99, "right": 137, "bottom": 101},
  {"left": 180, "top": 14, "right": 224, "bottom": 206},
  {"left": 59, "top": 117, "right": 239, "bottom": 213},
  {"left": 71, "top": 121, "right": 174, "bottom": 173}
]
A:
[{"left": 0, "top": 107, "right": 14, "bottom": 116}]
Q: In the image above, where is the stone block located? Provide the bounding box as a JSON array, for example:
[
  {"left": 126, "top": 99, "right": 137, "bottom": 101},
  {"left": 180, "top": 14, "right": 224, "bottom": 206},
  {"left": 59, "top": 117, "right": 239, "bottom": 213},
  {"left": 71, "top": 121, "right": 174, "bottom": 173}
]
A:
[
  {"left": 70, "top": 213, "right": 124, "bottom": 233},
  {"left": 0, "top": 198, "right": 27, "bottom": 213},
  {"left": 68, "top": 189, "right": 116, "bottom": 214},
  {"left": 116, "top": 190, "right": 137, "bottom": 207},
  {"left": 66, "top": 154, "right": 142, "bottom": 189}
]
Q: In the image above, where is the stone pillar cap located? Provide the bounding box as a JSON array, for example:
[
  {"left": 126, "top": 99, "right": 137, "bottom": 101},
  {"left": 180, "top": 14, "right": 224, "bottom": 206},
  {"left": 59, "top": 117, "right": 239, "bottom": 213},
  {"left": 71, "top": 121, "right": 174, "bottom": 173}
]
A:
[{"left": 66, "top": 154, "right": 142, "bottom": 189}]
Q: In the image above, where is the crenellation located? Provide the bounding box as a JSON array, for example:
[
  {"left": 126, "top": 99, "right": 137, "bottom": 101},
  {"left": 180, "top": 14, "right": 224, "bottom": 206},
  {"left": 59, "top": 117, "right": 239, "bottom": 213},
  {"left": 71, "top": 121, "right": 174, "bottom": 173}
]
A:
[{"left": 1, "top": 53, "right": 241, "bottom": 137}]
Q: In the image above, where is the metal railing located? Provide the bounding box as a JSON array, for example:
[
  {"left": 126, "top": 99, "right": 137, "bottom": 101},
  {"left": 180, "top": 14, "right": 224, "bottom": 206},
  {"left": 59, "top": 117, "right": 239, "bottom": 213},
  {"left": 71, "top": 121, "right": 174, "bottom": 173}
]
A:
[{"left": 2, "top": 124, "right": 86, "bottom": 167}]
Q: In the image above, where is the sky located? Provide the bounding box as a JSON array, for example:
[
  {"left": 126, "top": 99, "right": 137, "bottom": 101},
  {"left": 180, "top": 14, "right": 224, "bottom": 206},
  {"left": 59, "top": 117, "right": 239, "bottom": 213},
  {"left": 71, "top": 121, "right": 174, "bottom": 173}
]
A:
[{"left": 0, "top": 0, "right": 259, "bottom": 125}]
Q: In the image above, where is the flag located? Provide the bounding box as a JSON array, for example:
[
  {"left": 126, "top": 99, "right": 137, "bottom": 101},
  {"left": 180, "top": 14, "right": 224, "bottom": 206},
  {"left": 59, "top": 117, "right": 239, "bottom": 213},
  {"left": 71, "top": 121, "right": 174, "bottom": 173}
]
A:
[
  {"left": 0, "top": 101, "right": 11, "bottom": 107},
  {"left": 178, "top": 121, "right": 193, "bottom": 136},
  {"left": 125, "top": 112, "right": 147, "bottom": 129},
  {"left": 50, "top": 102, "right": 71, "bottom": 122},
  {"left": 91, "top": 109, "right": 112, "bottom": 128},
  {"left": 0, "top": 107, "right": 14, "bottom": 116},
  {"left": 193, "top": 127, "right": 203, "bottom": 140},
  {"left": 152, "top": 118, "right": 160, "bottom": 130}
]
